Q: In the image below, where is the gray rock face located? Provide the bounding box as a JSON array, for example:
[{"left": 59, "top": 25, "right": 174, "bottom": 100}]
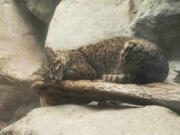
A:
[
  {"left": 1, "top": 105, "right": 180, "bottom": 135},
  {"left": 131, "top": 0, "right": 180, "bottom": 59},
  {"left": 22, "top": 0, "right": 61, "bottom": 24},
  {"left": 45, "top": 0, "right": 180, "bottom": 83},
  {"left": 45, "top": 0, "right": 135, "bottom": 51}
]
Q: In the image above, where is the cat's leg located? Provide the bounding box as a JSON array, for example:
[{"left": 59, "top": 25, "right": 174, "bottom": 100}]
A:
[
  {"left": 102, "top": 74, "right": 126, "bottom": 83},
  {"left": 102, "top": 73, "right": 136, "bottom": 84}
]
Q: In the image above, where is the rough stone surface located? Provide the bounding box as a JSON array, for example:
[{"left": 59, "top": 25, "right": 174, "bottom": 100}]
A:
[
  {"left": 166, "top": 61, "right": 180, "bottom": 84},
  {"left": 0, "top": 0, "right": 44, "bottom": 80},
  {"left": 8, "top": 101, "right": 39, "bottom": 124},
  {"left": 0, "top": 80, "right": 39, "bottom": 129},
  {"left": 1, "top": 105, "right": 180, "bottom": 135},
  {"left": 0, "top": 0, "right": 44, "bottom": 125},
  {"left": 45, "top": 0, "right": 135, "bottom": 51},
  {"left": 131, "top": 0, "right": 180, "bottom": 59},
  {"left": 22, "top": 0, "right": 60, "bottom": 24}
]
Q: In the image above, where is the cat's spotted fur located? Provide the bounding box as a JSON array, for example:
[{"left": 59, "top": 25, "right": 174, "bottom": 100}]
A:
[{"left": 33, "top": 36, "right": 169, "bottom": 84}]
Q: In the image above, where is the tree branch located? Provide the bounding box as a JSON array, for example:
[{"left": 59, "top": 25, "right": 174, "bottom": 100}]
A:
[{"left": 32, "top": 80, "right": 180, "bottom": 113}]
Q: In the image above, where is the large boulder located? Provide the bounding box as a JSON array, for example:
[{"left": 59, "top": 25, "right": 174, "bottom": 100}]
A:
[
  {"left": 45, "top": 0, "right": 136, "bottom": 51},
  {"left": 131, "top": 0, "right": 180, "bottom": 59},
  {"left": 1, "top": 105, "right": 180, "bottom": 135},
  {"left": 0, "top": 0, "right": 45, "bottom": 124},
  {"left": 0, "top": 0, "right": 44, "bottom": 80}
]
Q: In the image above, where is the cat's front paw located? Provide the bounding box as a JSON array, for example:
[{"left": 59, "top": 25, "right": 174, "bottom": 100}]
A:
[{"left": 31, "top": 71, "right": 44, "bottom": 82}]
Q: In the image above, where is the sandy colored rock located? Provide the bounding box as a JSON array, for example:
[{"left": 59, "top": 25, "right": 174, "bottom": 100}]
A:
[
  {"left": 1, "top": 105, "right": 180, "bottom": 135},
  {"left": 0, "top": 0, "right": 44, "bottom": 124},
  {"left": 45, "top": 0, "right": 136, "bottom": 51},
  {"left": 0, "top": 0, "right": 44, "bottom": 80}
]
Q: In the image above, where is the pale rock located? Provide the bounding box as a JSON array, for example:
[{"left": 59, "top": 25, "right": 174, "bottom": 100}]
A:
[
  {"left": 0, "top": 0, "right": 44, "bottom": 124},
  {"left": 1, "top": 105, "right": 180, "bottom": 135},
  {"left": 166, "top": 61, "right": 180, "bottom": 83},
  {"left": 45, "top": 0, "right": 136, "bottom": 51},
  {"left": 0, "top": 0, "right": 44, "bottom": 80}
]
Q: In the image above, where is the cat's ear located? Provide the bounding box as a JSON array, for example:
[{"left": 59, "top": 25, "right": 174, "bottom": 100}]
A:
[{"left": 44, "top": 47, "right": 56, "bottom": 62}]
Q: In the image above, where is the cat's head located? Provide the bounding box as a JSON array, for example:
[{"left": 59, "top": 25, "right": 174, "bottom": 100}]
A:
[{"left": 31, "top": 47, "right": 64, "bottom": 82}]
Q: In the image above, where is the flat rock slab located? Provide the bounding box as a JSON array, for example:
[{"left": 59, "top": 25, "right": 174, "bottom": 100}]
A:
[{"left": 1, "top": 105, "right": 180, "bottom": 135}]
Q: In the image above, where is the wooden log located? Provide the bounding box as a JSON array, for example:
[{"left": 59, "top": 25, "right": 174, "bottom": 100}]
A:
[{"left": 32, "top": 80, "right": 180, "bottom": 113}]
